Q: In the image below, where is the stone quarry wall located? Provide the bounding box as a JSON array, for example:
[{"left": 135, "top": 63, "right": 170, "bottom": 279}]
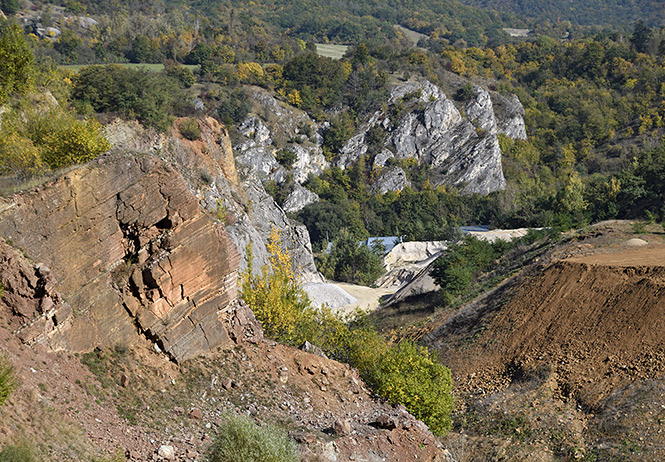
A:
[
  {"left": 0, "top": 152, "right": 242, "bottom": 362},
  {"left": 105, "top": 116, "right": 323, "bottom": 283}
]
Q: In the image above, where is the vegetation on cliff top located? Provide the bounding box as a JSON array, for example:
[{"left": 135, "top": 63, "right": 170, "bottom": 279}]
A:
[{"left": 0, "top": 19, "right": 110, "bottom": 183}]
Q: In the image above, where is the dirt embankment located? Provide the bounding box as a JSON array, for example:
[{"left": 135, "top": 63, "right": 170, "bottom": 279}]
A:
[
  {"left": 0, "top": 303, "right": 446, "bottom": 462},
  {"left": 430, "top": 241, "right": 665, "bottom": 408}
]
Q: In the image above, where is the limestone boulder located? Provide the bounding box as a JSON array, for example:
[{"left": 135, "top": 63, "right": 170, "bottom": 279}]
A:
[
  {"left": 371, "top": 166, "right": 411, "bottom": 194},
  {"left": 283, "top": 184, "right": 320, "bottom": 214},
  {"left": 290, "top": 144, "right": 329, "bottom": 184}
]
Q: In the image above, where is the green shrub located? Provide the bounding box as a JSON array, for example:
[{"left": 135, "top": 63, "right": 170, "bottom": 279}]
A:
[
  {"left": 322, "top": 112, "right": 354, "bottom": 157},
  {"left": 317, "top": 230, "right": 385, "bottom": 286},
  {"left": 241, "top": 228, "right": 317, "bottom": 345},
  {"left": 242, "top": 229, "right": 454, "bottom": 435},
  {"left": 179, "top": 117, "right": 201, "bottom": 141},
  {"left": 0, "top": 107, "right": 110, "bottom": 173},
  {"left": 632, "top": 221, "right": 647, "bottom": 234},
  {"left": 164, "top": 60, "right": 196, "bottom": 88},
  {"left": 431, "top": 236, "right": 498, "bottom": 303},
  {"left": 275, "top": 149, "right": 297, "bottom": 169},
  {"left": 0, "top": 443, "right": 35, "bottom": 462},
  {"left": 72, "top": 65, "right": 181, "bottom": 131},
  {"left": 370, "top": 341, "right": 454, "bottom": 436},
  {"left": 207, "top": 413, "right": 297, "bottom": 462},
  {"left": 216, "top": 89, "right": 250, "bottom": 126},
  {"left": 0, "top": 354, "right": 18, "bottom": 407},
  {"left": 0, "top": 0, "right": 21, "bottom": 15},
  {"left": 431, "top": 230, "right": 559, "bottom": 306},
  {"left": 0, "top": 134, "right": 45, "bottom": 179},
  {"left": 29, "top": 111, "right": 110, "bottom": 169},
  {"left": 0, "top": 21, "right": 34, "bottom": 105}
]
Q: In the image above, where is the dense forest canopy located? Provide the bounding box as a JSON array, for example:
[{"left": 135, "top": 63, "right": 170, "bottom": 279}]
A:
[
  {"left": 456, "top": 0, "right": 665, "bottom": 28},
  {"left": 28, "top": 0, "right": 522, "bottom": 57},
  {"left": 1, "top": 0, "right": 665, "bottom": 243}
]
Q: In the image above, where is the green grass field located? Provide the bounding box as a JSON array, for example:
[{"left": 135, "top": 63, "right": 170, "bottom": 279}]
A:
[
  {"left": 59, "top": 63, "right": 198, "bottom": 73},
  {"left": 394, "top": 25, "right": 428, "bottom": 47},
  {"left": 315, "top": 43, "right": 349, "bottom": 60}
]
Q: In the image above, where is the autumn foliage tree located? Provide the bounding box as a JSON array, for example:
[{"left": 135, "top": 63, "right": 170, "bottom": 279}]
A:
[
  {"left": 241, "top": 228, "right": 317, "bottom": 345},
  {"left": 0, "top": 20, "right": 34, "bottom": 105},
  {"left": 0, "top": 107, "right": 110, "bottom": 177}
]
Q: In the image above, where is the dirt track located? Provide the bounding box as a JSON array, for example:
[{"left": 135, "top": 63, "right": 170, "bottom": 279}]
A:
[
  {"left": 567, "top": 243, "right": 665, "bottom": 266},
  {"left": 331, "top": 282, "right": 396, "bottom": 316}
]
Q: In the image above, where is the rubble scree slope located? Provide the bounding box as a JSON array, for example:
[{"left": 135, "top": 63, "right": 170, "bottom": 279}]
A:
[{"left": 428, "top": 244, "right": 665, "bottom": 406}]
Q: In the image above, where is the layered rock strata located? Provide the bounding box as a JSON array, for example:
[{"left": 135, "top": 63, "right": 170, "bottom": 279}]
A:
[{"left": 0, "top": 153, "right": 241, "bottom": 361}]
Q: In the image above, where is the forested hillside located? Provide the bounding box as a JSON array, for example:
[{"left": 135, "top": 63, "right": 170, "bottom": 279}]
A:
[
  {"left": 457, "top": 0, "right": 665, "bottom": 28},
  {"left": 1, "top": 0, "right": 665, "bottom": 248},
  {"left": 18, "top": 0, "right": 521, "bottom": 68}
]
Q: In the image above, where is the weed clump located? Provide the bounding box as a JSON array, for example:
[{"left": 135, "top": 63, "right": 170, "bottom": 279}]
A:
[
  {"left": 0, "top": 442, "right": 35, "bottom": 462},
  {"left": 0, "top": 354, "right": 17, "bottom": 407},
  {"left": 179, "top": 117, "right": 201, "bottom": 141},
  {"left": 207, "top": 413, "right": 297, "bottom": 462}
]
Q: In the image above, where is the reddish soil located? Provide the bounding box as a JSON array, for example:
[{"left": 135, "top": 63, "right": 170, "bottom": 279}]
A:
[
  {"left": 440, "top": 243, "right": 665, "bottom": 407},
  {"left": 420, "top": 222, "right": 665, "bottom": 460},
  {"left": 0, "top": 308, "right": 446, "bottom": 461}
]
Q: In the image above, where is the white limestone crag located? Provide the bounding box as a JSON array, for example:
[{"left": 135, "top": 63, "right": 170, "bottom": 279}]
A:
[
  {"left": 371, "top": 166, "right": 411, "bottom": 194},
  {"left": 465, "top": 86, "right": 498, "bottom": 135},
  {"left": 491, "top": 92, "right": 528, "bottom": 140},
  {"left": 283, "top": 184, "right": 320, "bottom": 213},
  {"left": 233, "top": 88, "right": 329, "bottom": 186},
  {"left": 335, "top": 80, "right": 511, "bottom": 195}
]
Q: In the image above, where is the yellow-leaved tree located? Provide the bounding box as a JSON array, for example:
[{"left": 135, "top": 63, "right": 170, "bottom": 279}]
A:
[
  {"left": 0, "top": 107, "right": 110, "bottom": 177},
  {"left": 241, "top": 226, "right": 455, "bottom": 436},
  {"left": 241, "top": 227, "right": 317, "bottom": 345}
]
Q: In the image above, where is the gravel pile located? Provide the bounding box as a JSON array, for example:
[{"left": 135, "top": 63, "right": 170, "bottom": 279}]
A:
[{"left": 302, "top": 282, "right": 358, "bottom": 310}]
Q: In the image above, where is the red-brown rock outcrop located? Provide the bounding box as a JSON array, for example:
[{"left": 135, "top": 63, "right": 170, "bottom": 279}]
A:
[{"left": 0, "top": 152, "right": 241, "bottom": 361}]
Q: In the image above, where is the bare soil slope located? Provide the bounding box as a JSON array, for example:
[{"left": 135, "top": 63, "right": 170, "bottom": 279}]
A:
[
  {"left": 420, "top": 222, "right": 665, "bottom": 460},
  {"left": 453, "top": 245, "right": 665, "bottom": 405},
  {"left": 0, "top": 306, "right": 446, "bottom": 461}
]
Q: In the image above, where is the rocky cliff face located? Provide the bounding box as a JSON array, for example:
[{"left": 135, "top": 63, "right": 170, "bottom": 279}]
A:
[
  {"left": 231, "top": 81, "right": 527, "bottom": 205},
  {"left": 234, "top": 88, "right": 329, "bottom": 188},
  {"left": 334, "top": 80, "right": 526, "bottom": 195},
  {"left": 491, "top": 91, "right": 528, "bottom": 140},
  {"left": 0, "top": 153, "right": 246, "bottom": 362},
  {"left": 0, "top": 116, "right": 322, "bottom": 360},
  {"left": 105, "top": 116, "right": 323, "bottom": 283},
  {"left": 0, "top": 115, "right": 449, "bottom": 462}
]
